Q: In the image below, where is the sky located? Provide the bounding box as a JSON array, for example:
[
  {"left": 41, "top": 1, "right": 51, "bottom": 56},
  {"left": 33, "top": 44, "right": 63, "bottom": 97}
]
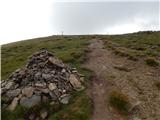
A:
[{"left": 0, "top": 0, "right": 159, "bottom": 45}]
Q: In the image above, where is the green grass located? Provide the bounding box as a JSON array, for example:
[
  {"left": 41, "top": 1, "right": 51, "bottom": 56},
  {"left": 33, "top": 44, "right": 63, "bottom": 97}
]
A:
[
  {"left": 1, "top": 35, "right": 93, "bottom": 120},
  {"left": 1, "top": 36, "right": 90, "bottom": 80},
  {"left": 48, "top": 91, "right": 93, "bottom": 120},
  {"left": 2, "top": 105, "right": 27, "bottom": 120},
  {"left": 145, "top": 57, "right": 159, "bottom": 67},
  {"left": 100, "top": 31, "right": 160, "bottom": 64},
  {"left": 109, "top": 90, "right": 131, "bottom": 115}
]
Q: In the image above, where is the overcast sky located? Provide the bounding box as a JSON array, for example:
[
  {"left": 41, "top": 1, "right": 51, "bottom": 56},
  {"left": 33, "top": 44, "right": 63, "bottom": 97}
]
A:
[{"left": 0, "top": 0, "right": 159, "bottom": 45}]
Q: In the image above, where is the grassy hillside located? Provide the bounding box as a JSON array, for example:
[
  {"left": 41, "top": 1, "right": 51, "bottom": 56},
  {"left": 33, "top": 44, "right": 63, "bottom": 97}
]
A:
[
  {"left": 1, "top": 31, "right": 159, "bottom": 120},
  {"left": 1, "top": 35, "right": 93, "bottom": 120},
  {"left": 2, "top": 36, "right": 91, "bottom": 80},
  {"left": 99, "top": 31, "right": 160, "bottom": 65}
]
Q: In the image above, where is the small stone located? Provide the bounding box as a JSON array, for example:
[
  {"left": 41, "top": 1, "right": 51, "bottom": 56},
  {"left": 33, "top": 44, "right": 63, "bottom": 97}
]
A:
[
  {"left": 15, "top": 68, "right": 21, "bottom": 73},
  {"left": 72, "top": 68, "right": 76, "bottom": 70},
  {"left": 80, "top": 77, "right": 84, "bottom": 82},
  {"left": 129, "top": 101, "right": 141, "bottom": 112},
  {"left": 48, "top": 57, "right": 64, "bottom": 68},
  {"left": 14, "top": 84, "right": 19, "bottom": 89},
  {"left": 35, "top": 82, "right": 46, "bottom": 88},
  {"left": 18, "top": 94, "right": 23, "bottom": 99},
  {"left": 69, "top": 74, "right": 83, "bottom": 90},
  {"left": 1, "top": 80, "right": 7, "bottom": 87},
  {"left": 54, "top": 89, "right": 61, "bottom": 97},
  {"left": 62, "top": 89, "right": 66, "bottom": 93},
  {"left": 78, "top": 74, "right": 85, "bottom": 77},
  {"left": 6, "top": 89, "right": 21, "bottom": 98},
  {"left": 72, "top": 70, "right": 77, "bottom": 73},
  {"left": 1, "top": 88, "right": 7, "bottom": 94},
  {"left": 50, "top": 101, "right": 55, "bottom": 105},
  {"left": 5, "top": 81, "right": 14, "bottom": 89},
  {"left": 39, "top": 88, "right": 49, "bottom": 94},
  {"left": 42, "top": 73, "right": 52, "bottom": 80},
  {"left": 8, "top": 97, "right": 19, "bottom": 111},
  {"left": 49, "top": 91, "right": 57, "bottom": 100},
  {"left": 48, "top": 83, "right": 57, "bottom": 91},
  {"left": 51, "top": 70, "right": 55, "bottom": 74},
  {"left": 22, "top": 87, "right": 34, "bottom": 97},
  {"left": 60, "top": 94, "right": 71, "bottom": 104},
  {"left": 40, "top": 110, "right": 48, "bottom": 119},
  {"left": 34, "top": 72, "right": 41, "bottom": 79},
  {"left": 61, "top": 69, "right": 66, "bottom": 73},
  {"left": 34, "top": 90, "right": 42, "bottom": 95}
]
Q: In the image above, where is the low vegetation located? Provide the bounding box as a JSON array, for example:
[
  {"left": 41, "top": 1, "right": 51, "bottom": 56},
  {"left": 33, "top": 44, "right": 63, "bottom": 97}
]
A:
[
  {"left": 145, "top": 57, "right": 159, "bottom": 67},
  {"left": 109, "top": 90, "right": 131, "bottom": 115},
  {"left": 1, "top": 35, "right": 93, "bottom": 120},
  {"left": 154, "top": 82, "right": 160, "bottom": 90},
  {"left": 48, "top": 91, "right": 93, "bottom": 120},
  {"left": 101, "top": 31, "right": 160, "bottom": 66}
]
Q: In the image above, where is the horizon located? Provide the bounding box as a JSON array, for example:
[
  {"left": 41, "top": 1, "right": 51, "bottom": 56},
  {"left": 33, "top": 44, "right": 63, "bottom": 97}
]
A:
[{"left": 2, "top": 30, "right": 159, "bottom": 45}]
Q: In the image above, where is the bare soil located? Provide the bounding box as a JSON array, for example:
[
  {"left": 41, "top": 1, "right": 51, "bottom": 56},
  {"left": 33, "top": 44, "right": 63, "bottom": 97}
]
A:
[{"left": 82, "top": 39, "right": 160, "bottom": 120}]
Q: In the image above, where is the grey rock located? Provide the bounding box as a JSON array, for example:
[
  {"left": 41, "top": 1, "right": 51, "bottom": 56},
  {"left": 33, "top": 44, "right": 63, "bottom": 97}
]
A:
[
  {"left": 34, "top": 72, "right": 41, "bottom": 79},
  {"left": 69, "top": 74, "right": 83, "bottom": 90},
  {"left": 39, "top": 88, "right": 49, "bottom": 94},
  {"left": 40, "top": 110, "right": 48, "bottom": 119},
  {"left": 1, "top": 80, "right": 7, "bottom": 87},
  {"left": 49, "top": 91, "right": 57, "bottom": 100},
  {"left": 53, "top": 89, "right": 61, "bottom": 98},
  {"left": 14, "top": 84, "right": 19, "bottom": 89},
  {"left": 48, "top": 57, "right": 64, "bottom": 68},
  {"left": 79, "top": 77, "right": 84, "bottom": 82},
  {"left": 50, "top": 70, "right": 55, "bottom": 74},
  {"left": 1, "top": 88, "right": 7, "bottom": 94},
  {"left": 20, "top": 95, "right": 41, "bottom": 108},
  {"left": 42, "top": 73, "right": 52, "bottom": 80},
  {"left": 57, "top": 82, "right": 65, "bottom": 89},
  {"left": 48, "top": 83, "right": 57, "bottom": 91},
  {"left": 129, "top": 101, "right": 142, "bottom": 112},
  {"left": 50, "top": 101, "right": 55, "bottom": 105},
  {"left": 35, "top": 82, "right": 46, "bottom": 88},
  {"left": 6, "top": 89, "right": 21, "bottom": 98},
  {"left": 61, "top": 69, "right": 66, "bottom": 73},
  {"left": 22, "top": 87, "right": 34, "bottom": 97},
  {"left": 8, "top": 97, "right": 19, "bottom": 111},
  {"left": 5, "top": 81, "right": 14, "bottom": 89},
  {"left": 72, "top": 70, "right": 77, "bottom": 73},
  {"left": 18, "top": 94, "right": 23, "bottom": 99},
  {"left": 60, "top": 94, "right": 71, "bottom": 104},
  {"left": 34, "top": 90, "right": 42, "bottom": 95}
]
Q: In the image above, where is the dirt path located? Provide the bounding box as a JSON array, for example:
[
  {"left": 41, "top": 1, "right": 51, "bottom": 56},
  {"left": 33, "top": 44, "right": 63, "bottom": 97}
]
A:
[{"left": 82, "top": 39, "right": 160, "bottom": 120}]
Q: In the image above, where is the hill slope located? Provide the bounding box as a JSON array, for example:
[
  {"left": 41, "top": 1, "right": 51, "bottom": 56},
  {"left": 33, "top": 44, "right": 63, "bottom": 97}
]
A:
[{"left": 1, "top": 31, "right": 160, "bottom": 120}]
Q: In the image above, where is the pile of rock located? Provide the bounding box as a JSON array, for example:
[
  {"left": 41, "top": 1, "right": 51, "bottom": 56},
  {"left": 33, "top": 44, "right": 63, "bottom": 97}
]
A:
[{"left": 1, "top": 50, "right": 84, "bottom": 111}]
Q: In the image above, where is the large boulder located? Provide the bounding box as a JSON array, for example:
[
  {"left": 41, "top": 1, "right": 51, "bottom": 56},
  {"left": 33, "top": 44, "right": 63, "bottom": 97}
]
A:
[{"left": 20, "top": 95, "right": 41, "bottom": 108}]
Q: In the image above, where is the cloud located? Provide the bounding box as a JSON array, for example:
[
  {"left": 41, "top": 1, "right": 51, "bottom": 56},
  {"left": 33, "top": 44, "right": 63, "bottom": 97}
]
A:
[
  {"left": 51, "top": 2, "right": 159, "bottom": 34},
  {"left": 0, "top": 1, "right": 159, "bottom": 44}
]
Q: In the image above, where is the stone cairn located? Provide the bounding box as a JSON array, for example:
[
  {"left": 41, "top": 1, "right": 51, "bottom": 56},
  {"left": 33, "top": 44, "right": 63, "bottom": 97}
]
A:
[{"left": 1, "top": 50, "right": 84, "bottom": 111}]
